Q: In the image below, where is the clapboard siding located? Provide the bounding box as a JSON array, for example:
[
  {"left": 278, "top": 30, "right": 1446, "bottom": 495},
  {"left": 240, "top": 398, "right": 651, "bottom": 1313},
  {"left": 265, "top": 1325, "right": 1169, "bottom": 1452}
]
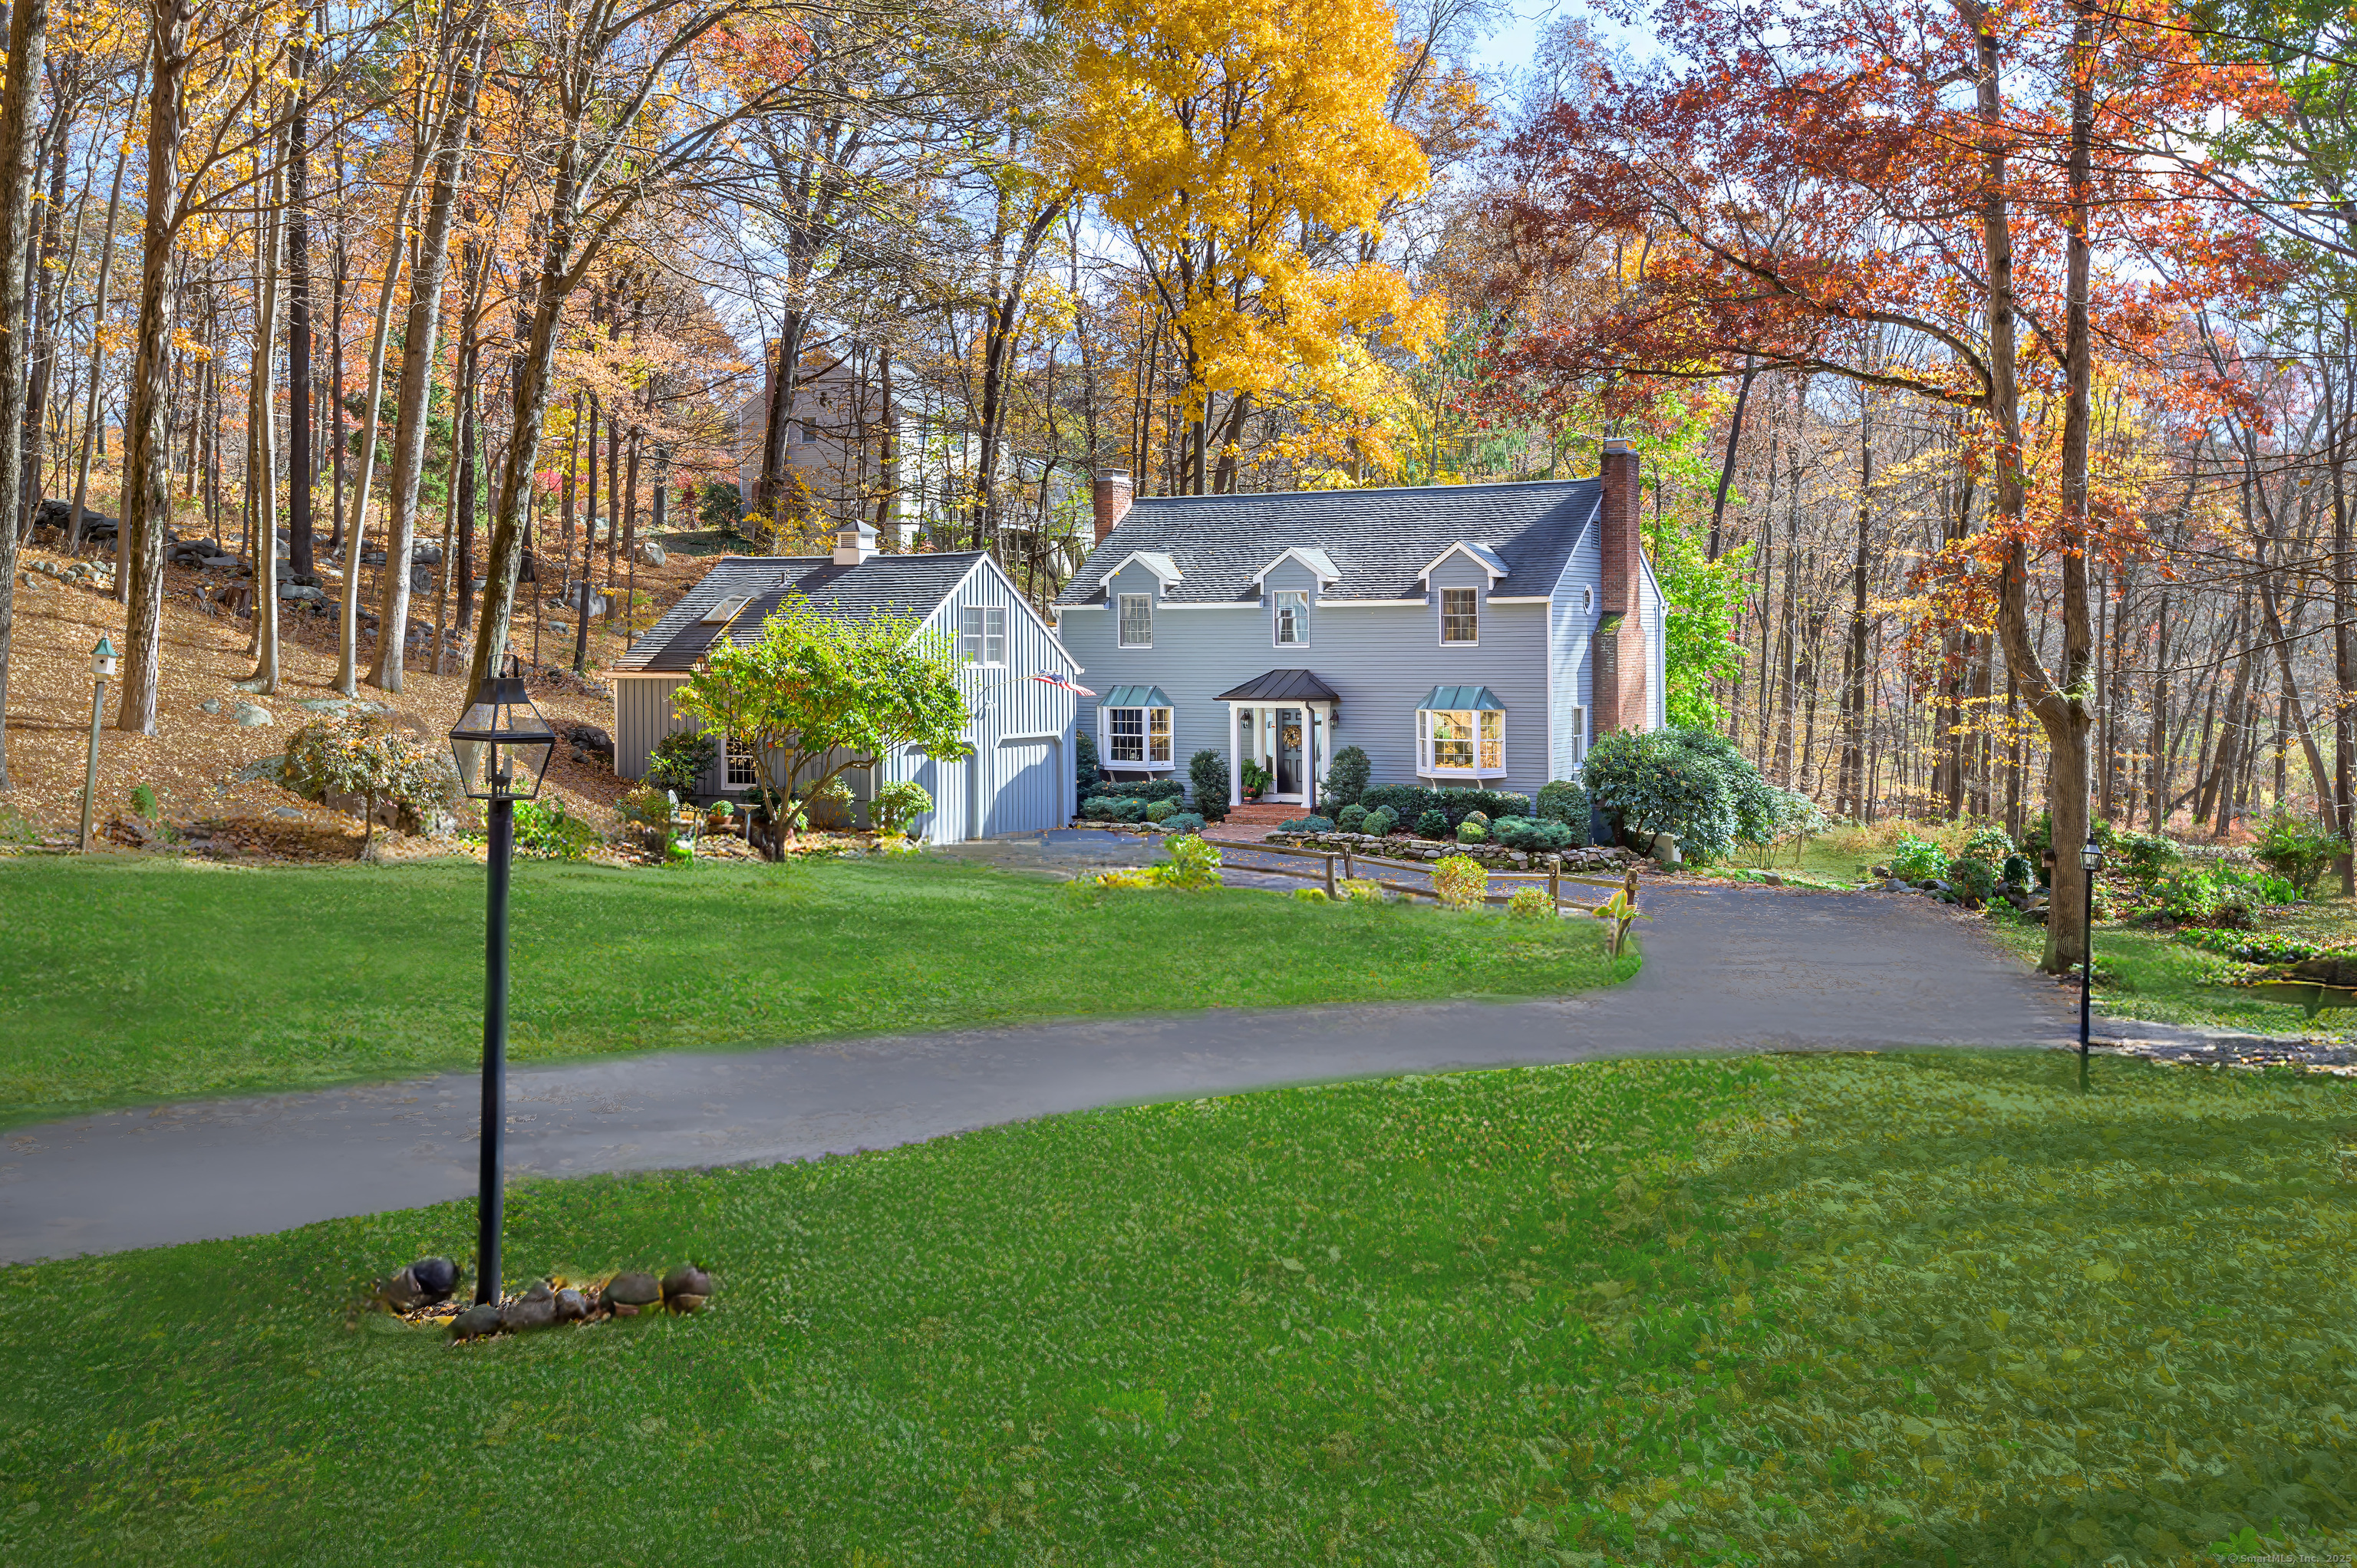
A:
[
  {"left": 1548, "top": 514, "right": 1600, "bottom": 781},
  {"left": 614, "top": 676, "right": 697, "bottom": 785}
]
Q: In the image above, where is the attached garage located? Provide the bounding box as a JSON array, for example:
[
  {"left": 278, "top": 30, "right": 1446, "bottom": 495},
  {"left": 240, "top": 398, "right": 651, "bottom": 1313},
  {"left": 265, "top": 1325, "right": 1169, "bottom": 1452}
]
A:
[{"left": 985, "top": 736, "right": 1063, "bottom": 836}]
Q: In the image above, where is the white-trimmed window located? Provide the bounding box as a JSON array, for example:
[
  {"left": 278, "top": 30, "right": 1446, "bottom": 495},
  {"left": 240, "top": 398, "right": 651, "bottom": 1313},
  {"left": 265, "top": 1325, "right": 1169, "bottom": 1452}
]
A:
[
  {"left": 726, "top": 737, "right": 760, "bottom": 789},
  {"left": 1106, "top": 705, "right": 1173, "bottom": 766},
  {"left": 1272, "top": 588, "right": 1308, "bottom": 646},
  {"left": 1420, "top": 708, "right": 1503, "bottom": 774},
  {"left": 960, "top": 604, "right": 1007, "bottom": 665},
  {"left": 1440, "top": 587, "right": 1478, "bottom": 644},
  {"left": 1118, "top": 592, "right": 1153, "bottom": 647}
]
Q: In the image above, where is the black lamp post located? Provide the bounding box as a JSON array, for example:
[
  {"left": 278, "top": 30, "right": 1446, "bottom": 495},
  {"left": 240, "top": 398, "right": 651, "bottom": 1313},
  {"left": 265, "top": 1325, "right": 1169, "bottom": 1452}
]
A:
[
  {"left": 2078, "top": 832, "right": 2104, "bottom": 1092},
  {"left": 448, "top": 667, "right": 555, "bottom": 1305}
]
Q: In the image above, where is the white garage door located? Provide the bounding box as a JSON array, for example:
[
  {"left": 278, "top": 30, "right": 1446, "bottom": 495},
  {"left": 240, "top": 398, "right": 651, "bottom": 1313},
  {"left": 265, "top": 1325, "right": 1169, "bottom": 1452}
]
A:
[{"left": 985, "top": 737, "right": 1061, "bottom": 835}]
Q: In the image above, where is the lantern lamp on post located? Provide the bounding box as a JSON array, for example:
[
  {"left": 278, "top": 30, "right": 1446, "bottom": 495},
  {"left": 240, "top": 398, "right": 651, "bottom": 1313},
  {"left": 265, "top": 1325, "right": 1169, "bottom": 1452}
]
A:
[
  {"left": 2078, "top": 832, "right": 2104, "bottom": 1092},
  {"left": 447, "top": 669, "right": 555, "bottom": 1306},
  {"left": 78, "top": 637, "right": 120, "bottom": 852}
]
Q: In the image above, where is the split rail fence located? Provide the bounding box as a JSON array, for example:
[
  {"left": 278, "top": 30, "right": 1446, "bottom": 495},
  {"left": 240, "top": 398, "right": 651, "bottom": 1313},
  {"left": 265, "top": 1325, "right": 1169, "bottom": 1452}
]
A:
[{"left": 1220, "top": 842, "right": 1645, "bottom": 957}]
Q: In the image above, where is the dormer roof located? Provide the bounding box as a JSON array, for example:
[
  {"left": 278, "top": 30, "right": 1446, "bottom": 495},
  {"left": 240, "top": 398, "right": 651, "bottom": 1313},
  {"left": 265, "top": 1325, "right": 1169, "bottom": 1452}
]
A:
[
  {"left": 1417, "top": 540, "right": 1510, "bottom": 583},
  {"left": 1249, "top": 546, "right": 1342, "bottom": 588},
  {"left": 1103, "top": 550, "right": 1184, "bottom": 589},
  {"left": 1056, "top": 476, "right": 1600, "bottom": 607}
]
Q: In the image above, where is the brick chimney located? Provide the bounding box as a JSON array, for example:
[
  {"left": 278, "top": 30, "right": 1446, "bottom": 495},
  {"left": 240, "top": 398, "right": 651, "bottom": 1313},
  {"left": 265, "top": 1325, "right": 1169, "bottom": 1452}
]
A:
[
  {"left": 1591, "top": 439, "right": 1648, "bottom": 734},
  {"left": 1093, "top": 469, "right": 1133, "bottom": 545}
]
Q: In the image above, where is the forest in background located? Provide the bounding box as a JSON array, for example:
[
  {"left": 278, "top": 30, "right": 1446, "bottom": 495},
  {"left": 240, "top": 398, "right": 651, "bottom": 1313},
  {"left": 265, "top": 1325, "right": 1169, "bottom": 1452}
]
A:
[{"left": 0, "top": 0, "right": 2347, "bottom": 976}]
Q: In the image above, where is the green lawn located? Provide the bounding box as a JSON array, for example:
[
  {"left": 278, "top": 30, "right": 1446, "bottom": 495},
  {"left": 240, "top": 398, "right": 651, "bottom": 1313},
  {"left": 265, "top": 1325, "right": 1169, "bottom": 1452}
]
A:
[
  {"left": 2, "top": 1050, "right": 2348, "bottom": 1563},
  {"left": 1985, "top": 907, "right": 2357, "bottom": 1034},
  {"left": 0, "top": 854, "right": 1633, "bottom": 1125}
]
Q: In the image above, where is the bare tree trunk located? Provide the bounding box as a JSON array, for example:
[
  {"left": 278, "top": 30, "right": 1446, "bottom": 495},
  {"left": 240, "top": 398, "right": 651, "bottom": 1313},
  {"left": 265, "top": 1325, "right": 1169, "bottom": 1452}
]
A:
[
  {"left": 0, "top": 0, "right": 48, "bottom": 780},
  {"left": 68, "top": 61, "right": 137, "bottom": 553},
  {"left": 371, "top": 28, "right": 480, "bottom": 693},
  {"left": 285, "top": 28, "right": 313, "bottom": 575},
  {"left": 333, "top": 177, "right": 417, "bottom": 695},
  {"left": 117, "top": 0, "right": 194, "bottom": 736},
  {"left": 243, "top": 139, "right": 285, "bottom": 692}
]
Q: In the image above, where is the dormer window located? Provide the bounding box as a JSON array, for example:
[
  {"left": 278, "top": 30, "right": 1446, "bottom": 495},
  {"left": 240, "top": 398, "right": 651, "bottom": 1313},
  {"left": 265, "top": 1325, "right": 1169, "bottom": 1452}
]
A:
[
  {"left": 1440, "top": 587, "right": 1478, "bottom": 644},
  {"left": 1119, "top": 592, "right": 1152, "bottom": 647},
  {"left": 1272, "top": 589, "right": 1308, "bottom": 646}
]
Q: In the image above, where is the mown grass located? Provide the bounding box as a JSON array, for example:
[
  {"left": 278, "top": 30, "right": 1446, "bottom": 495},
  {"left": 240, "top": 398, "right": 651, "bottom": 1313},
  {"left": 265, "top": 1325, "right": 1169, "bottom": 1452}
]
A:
[
  {"left": 0, "top": 854, "right": 1633, "bottom": 1125},
  {"left": 2, "top": 1051, "right": 2349, "bottom": 1564}
]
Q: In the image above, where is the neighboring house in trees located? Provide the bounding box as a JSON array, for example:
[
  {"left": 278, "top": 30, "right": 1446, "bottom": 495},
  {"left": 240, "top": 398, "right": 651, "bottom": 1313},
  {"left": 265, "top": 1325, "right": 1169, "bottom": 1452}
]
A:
[
  {"left": 734, "top": 348, "right": 909, "bottom": 545},
  {"left": 1053, "top": 442, "right": 1666, "bottom": 813},
  {"left": 612, "top": 522, "right": 1081, "bottom": 842}
]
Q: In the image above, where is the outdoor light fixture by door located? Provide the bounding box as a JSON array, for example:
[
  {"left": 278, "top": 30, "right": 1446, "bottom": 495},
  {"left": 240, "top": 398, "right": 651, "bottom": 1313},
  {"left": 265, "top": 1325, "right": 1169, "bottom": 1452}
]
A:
[
  {"left": 447, "top": 667, "right": 555, "bottom": 1306},
  {"left": 79, "top": 637, "right": 118, "bottom": 852},
  {"left": 2078, "top": 832, "right": 2104, "bottom": 1092}
]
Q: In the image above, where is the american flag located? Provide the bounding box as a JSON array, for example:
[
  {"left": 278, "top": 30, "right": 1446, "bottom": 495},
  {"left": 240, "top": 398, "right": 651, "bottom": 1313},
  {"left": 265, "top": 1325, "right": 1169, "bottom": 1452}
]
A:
[{"left": 1031, "top": 672, "right": 1097, "bottom": 697}]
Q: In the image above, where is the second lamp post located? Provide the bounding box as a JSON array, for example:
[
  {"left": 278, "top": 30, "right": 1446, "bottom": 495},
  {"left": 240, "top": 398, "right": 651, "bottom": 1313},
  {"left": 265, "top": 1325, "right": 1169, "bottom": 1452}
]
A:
[{"left": 447, "top": 668, "right": 555, "bottom": 1306}]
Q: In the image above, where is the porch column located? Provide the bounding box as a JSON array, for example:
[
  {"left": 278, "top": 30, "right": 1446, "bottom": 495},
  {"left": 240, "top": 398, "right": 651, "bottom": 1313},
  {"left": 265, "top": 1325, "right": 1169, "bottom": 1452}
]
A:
[
  {"left": 1227, "top": 703, "right": 1242, "bottom": 810},
  {"left": 1304, "top": 707, "right": 1318, "bottom": 814}
]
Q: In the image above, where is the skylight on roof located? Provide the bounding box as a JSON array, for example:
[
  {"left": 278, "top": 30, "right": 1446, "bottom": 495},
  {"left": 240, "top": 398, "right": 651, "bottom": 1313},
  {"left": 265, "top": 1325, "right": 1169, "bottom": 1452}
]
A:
[{"left": 700, "top": 596, "right": 750, "bottom": 624}]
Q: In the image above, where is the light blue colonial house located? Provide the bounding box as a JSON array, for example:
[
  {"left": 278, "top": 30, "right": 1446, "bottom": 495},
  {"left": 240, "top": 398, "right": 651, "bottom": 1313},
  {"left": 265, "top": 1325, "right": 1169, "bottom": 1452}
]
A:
[
  {"left": 611, "top": 520, "right": 1081, "bottom": 843},
  {"left": 1053, "top": 441, "right": 1666, "bottom": 814}
]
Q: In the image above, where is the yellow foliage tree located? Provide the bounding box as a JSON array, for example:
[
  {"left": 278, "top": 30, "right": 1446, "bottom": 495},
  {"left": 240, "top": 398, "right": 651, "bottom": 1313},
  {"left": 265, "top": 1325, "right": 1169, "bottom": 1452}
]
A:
[{"left": 1053, "top": 0, "right": 1437, "bottom": 492}]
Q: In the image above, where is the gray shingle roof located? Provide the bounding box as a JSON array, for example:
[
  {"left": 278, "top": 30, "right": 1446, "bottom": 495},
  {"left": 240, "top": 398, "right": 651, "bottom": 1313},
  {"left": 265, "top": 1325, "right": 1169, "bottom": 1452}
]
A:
[
  {"left": 615, "top": 552, "right": 984, "bottom": 674},
  {"left": 1054, "top": 478, "right": 1601, "bottom": 607}
]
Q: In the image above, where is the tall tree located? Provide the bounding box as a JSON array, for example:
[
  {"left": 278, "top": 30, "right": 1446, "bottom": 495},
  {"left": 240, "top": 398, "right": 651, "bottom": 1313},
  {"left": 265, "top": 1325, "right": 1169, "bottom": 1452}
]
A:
[{"left": 0, "top": 0, "right": 48, "bottom": 789}]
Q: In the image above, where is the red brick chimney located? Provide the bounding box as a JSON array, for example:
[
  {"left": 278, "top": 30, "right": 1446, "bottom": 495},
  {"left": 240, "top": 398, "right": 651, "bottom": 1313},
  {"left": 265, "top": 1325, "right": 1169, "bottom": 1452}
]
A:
[
  {"left": 1093, "top": 469, "right": 1133, "bottom": 545},
  {"left": 1592, "top": 439, "right": 1649, "bottom": 733}
]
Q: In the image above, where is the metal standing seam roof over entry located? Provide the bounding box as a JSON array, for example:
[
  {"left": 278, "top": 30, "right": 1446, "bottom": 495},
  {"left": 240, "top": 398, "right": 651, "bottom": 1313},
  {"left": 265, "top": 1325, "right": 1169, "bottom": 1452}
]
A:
[
  {"left": 1419, "top": 684, "right": 1508, "bottom": 711},
  {"left": 1213, "top": 669, "right": 1343, "bottom": 703},
  {"left": 1099, "top": 685, "right": 1172, "bottom": 709}
]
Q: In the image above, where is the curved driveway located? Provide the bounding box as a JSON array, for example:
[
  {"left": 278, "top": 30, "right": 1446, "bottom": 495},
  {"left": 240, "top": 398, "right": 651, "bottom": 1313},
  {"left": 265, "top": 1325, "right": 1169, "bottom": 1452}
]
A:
[{"left": 0, "top": 881, "right": 2073, "bottom": 1263}]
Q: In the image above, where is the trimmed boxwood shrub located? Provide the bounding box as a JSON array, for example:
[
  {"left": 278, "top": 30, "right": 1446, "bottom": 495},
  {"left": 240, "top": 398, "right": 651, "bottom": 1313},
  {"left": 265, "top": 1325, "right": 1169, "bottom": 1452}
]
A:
[
  {"left": 1491, "top": 815, "right": 1577, "bottom": 853},
  {"left": 1093, "top": 778, "right": 1188, "bottom": 802},
  {"left": 1360, "top": 786, "right": 1534, "bottom": 835},
  {"left": 1363, "top": 806, "right": 1397, "bottom": 836},
  {"left": 1145, "top": 799, "right": 1177, "bottom": 822},
  {"left": 1457, "top": 819, "right": 1488, "bottom": 844},
  {"left": 1336, "top": 802, "right": 1368, "bottom": 832},
  {"left": 1414, "top": 809, "right": 1449, "bottom": 839}
]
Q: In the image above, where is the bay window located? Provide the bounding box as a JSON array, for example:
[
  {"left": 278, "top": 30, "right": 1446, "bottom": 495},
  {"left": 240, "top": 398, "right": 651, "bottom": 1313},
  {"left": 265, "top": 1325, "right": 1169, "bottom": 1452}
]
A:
[
  {"left": 1417, "top": 687, "right": 1506, "bottom": 777},
  {"left": 1106, "top": 706, "right": 1172, "bottom": 766}
]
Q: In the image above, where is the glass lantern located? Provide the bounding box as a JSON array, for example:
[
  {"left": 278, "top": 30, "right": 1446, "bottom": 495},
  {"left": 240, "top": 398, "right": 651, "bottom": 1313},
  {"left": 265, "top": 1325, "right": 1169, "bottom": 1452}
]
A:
[
  {"left": 448, "top": 675, "right": 556, "bottom": 801},
  {"left": 2080, "top": 835, "right": 2103, "bottom": 873}
]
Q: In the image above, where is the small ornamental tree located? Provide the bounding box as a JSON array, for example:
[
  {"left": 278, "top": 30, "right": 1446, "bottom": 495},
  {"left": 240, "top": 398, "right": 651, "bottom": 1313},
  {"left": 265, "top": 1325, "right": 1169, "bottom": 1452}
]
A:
[
  {"left": 282, "top": 713, "right": 460, "bottom": 856},
  {"left": 671, "top": 594, "right": 971, "bottom": 833}
]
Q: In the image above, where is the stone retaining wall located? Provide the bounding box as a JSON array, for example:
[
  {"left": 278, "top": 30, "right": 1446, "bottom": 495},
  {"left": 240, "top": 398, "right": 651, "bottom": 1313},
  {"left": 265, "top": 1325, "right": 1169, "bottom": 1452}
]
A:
[{"left": 1268, "top": 831, "right": 1639, "bottom": 875}]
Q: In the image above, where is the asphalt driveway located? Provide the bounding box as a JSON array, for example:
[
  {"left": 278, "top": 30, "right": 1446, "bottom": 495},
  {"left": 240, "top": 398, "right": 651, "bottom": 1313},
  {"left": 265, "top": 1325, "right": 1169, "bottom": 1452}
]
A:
[{"left": 0, "top": 879, "right": 2074, "bottom": 1263}]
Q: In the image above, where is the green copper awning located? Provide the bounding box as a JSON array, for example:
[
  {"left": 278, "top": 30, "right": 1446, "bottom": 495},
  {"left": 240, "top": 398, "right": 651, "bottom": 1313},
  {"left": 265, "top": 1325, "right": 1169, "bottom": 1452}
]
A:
[
  {"left": 1100, "top": 684, "right": 1171, "bottom": 709},
  {"left": 1418, "top": 684, "right": 1506, "bottom": 711}
]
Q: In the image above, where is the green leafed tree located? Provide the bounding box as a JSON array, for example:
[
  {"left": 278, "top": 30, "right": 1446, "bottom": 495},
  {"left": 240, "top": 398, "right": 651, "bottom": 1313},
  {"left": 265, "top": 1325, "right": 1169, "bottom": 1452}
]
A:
[
  {"left": 1647, "top": 521, "right": 1752, "bottom": 731},
  {"left": 671, "top": 595, "right": 971, "bottom": 833}
]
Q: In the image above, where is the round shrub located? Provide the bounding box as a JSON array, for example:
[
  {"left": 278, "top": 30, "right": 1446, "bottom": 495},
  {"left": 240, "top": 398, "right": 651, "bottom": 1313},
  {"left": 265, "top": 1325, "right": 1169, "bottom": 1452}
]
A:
[
  {"left": 1414, "top": 809, "right": 1448, "bottom": 840},
  {"left": 2001, "top": 853, "right": 2032, "bottom": 887},
  {"left": 1947, "top": 855, "right": 1998, "bottom": 905},
  {"left": 1889, "top": 831, "right": 1948, "bottom": 884},
  {"left": 1081, "top": 796, "right": 1120, "bottom": 822},
  {"left": 1963, "top": 825, "right": 2013, "bottom": 863},
  {"left": 1146, "top": 799, "right": 1177, "bottom": 823},
  {"left": 1293, "top": 886, "right": 1330, "bottom": 904},
  {"left": 1581, "top": 726, "right": 1778, "bottom": 861},
  {"left": 1491, "top": 815, "right": 1577, "bottom": 853},
  {"left": 1362, "top": 806, "right": 1397, "bottom": 836},
  {"left": 1280, "top": 814, "right": 1336, "bottom": 833},
  {"left": 871, "top": 779, "right": 931, "bottom": 838},
  {"left": 1536, "top": 779, "right": 1588, "bottom": 828},
  {"left": 1115, "top": 798, "right": 1146, "bottom": 823},
  {"left": 647, "top": 730, "right": 717, "bottom": 795},
  {"left": 1506, "top": 887, "right": 1550, "bottom": 920},
  {"left": 1463, "top": 809, "right": 1491, "bottom": 828},
  {"left": 1432, "top": 853, "right": 1488, "bottom": 910},
  {"left": 1161, "top": 811, "right": 1206, "bottom": 835},
  {"left": 1336, "top": 802, "right": 1369, "bottom": 832},
  {"left": 1456, "top": 819, "right": 1488, "bottom": 844}
]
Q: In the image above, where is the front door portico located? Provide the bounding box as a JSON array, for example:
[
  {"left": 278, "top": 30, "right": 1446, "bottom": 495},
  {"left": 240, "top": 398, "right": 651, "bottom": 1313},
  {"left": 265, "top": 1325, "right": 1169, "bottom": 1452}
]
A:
[{"left": 1215, "top": 669, "right": 1343, "bottom": 813}]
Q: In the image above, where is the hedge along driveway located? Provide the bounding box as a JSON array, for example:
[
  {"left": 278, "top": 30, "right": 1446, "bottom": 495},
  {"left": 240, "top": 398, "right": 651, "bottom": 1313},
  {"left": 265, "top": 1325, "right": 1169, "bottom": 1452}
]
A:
[{"left": 0, "top": 853, "right": 1633, "bottom": 1124}]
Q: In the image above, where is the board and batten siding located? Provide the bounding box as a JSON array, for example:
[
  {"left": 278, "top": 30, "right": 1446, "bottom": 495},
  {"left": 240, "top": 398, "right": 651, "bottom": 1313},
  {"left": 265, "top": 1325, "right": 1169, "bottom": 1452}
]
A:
[
  {"left": 614, "top": 675, "right": 699, "bottom": 785},
  {"left": 1063, "top": 581, "right": 1555, "bottom": 802}
]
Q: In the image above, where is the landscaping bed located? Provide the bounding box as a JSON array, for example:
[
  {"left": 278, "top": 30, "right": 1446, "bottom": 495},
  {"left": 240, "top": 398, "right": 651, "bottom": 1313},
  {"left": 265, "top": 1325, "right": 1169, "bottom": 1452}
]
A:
[
  {"left": 0, "top": 853, "right": 1634, "bottom": 1125},
  {"left": 1265, "top": 828, "right": 1640, "bottom": 875},
  {"left": 2, "top": 1050, "right": 2348, "bottom": 1563}
]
